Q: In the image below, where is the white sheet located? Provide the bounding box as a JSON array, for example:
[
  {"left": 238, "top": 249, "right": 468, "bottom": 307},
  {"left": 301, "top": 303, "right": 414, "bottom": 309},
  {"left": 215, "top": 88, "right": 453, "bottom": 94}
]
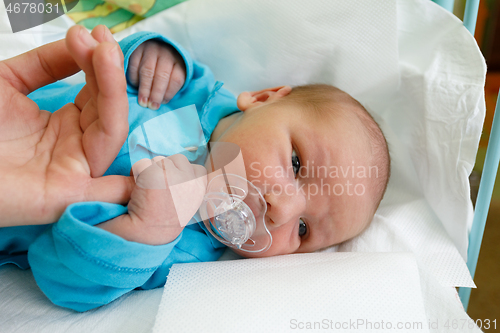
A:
[
  {"left": 0, "top": 265, "right": 161, "bottom": 333},
  {"left": 0, "top": 1, "right": 484, "bottom": 285},
  {"left": 0, "top": 0, "right": 485, "bottom": 331},
  {"left": 154, "top": 252, "right": 430, "bottom": 333},
  {"left": 0, "top": 254, "right": 481, "bottom": 333},
  {"left": 110, "top": 0, "right": 482, "bottom": 288}
]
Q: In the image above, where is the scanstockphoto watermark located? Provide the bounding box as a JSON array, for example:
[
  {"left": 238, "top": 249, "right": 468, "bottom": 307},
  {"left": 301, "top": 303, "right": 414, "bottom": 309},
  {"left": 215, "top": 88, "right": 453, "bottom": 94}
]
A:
[
  {"left": 249, "top": 161, "right": 379, "bottom": 199},
  {"left": 289, "top": 318, "right": 424, "bottom": 330}
]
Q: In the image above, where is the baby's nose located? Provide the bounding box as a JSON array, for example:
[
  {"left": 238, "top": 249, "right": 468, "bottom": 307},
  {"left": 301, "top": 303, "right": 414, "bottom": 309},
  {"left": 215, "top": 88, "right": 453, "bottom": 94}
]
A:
[{"left": 264, "top": 188, "right": 305, "bottom": 227}]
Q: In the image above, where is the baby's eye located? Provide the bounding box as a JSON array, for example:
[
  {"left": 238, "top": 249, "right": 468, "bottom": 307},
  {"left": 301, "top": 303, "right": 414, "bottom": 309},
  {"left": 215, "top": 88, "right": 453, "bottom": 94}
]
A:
[
  {"left": 299, "top": 218, "right": 307, "bottom": 237},
  {"left": 292, "top": 149, "right": 301, "bottom": 178}
]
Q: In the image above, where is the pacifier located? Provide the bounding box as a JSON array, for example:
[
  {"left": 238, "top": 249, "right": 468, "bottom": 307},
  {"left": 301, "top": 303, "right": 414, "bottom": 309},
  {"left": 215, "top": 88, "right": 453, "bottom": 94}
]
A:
[{"left": 199, "top": 173, "right": 272, "bottom": 253}]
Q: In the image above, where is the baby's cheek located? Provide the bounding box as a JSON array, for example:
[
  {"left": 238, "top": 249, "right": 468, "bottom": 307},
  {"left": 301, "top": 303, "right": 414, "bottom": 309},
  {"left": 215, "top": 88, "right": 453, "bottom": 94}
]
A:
[{"left": 269, "top": 228, "right": 299, "bottom": 256}]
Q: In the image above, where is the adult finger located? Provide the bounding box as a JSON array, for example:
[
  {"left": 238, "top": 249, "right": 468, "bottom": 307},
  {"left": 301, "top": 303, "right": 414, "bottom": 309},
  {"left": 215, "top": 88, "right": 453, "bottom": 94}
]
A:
[
  {"left": 91, "top": 24, "right": 116, "bottom": 44},
  {"left": 75, "top": 85, "right": 99, "bottom": 132},
  {"left": 91, "top": 25, "right": 124, "bottom": 70},
  {"left": 66, "top": 25, "right": 99, "bottom": 97},
  {"left": 80, "top": 98, "right": 99, "bottom": 132},
  {"left": 86, "top": 175, "right": 134, "bottom": 204},
  {"left": 163, "top": 62, "right": 185, "bottom": 103},
  {"left": 81, "top": 42, "right": 128, "bottom": 177},
  {"left": 74, "top": 84, "right": 91, "bottom": 110},
  {"left": 0, "top": 38, "right": 80, "bottom": 95},
  {"left": 93, "top": 42, "right": 127, "bottom": 127}
]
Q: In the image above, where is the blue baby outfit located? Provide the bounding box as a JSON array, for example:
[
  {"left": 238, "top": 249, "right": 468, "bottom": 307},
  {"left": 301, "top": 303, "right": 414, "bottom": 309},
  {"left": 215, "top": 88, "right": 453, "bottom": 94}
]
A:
[{"left": 0, "top": 32, "right": 238, "bottom": 312}]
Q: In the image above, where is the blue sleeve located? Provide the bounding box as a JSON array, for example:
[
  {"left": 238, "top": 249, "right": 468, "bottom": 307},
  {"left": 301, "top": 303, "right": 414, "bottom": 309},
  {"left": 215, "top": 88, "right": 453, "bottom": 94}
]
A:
[
  {"left": 28, "top": 202, "right": 182, "bottom": 312},
  {"left": 27, "top": 32, "right": 196, "bottom": 312}
]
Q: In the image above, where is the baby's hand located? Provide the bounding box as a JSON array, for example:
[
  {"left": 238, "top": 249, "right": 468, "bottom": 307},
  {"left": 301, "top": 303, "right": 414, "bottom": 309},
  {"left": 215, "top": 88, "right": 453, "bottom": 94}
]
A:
[
  {"left": 128, "top": 40, "right": 186, "bottom": 110},
  {"left": 122, "top": 155, "right": 207, "bottom": 245}
]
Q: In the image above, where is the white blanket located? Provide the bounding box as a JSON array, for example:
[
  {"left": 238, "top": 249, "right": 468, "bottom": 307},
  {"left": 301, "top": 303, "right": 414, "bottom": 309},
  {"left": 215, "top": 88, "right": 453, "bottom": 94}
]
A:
[
  {"left": 0, "top": 252, "right": 481, "bottom": 333},
  {"left": 111, "top": 0, "right": 482, "bottom": 288}
]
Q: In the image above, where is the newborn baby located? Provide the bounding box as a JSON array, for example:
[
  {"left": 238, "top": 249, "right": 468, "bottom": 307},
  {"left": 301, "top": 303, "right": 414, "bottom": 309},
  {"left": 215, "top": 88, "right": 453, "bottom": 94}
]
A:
[
  {"left": 103, "top": 47, "right": 390, "bottom": 258},
  {"left": 0, "top": 25, "right": 389, "bottom": 311}
]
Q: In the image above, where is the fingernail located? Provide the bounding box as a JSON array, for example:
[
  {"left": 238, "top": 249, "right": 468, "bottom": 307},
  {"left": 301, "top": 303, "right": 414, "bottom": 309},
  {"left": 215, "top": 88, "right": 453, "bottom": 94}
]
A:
[
  {"left": 79, "top": 27, "right": 98, "bottom": 48},
  {"left": 148, "top": 101, "right": 160, "bottom": 110},
  {"left": 139, "top": 96, "right": 148, "bottom": 108}
]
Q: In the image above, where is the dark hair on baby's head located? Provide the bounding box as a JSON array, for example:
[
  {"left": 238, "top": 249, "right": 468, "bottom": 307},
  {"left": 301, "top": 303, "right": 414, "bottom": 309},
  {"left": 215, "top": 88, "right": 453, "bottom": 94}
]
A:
[{"left": 281, "top": 84, "right": 390, "bottom": 212}]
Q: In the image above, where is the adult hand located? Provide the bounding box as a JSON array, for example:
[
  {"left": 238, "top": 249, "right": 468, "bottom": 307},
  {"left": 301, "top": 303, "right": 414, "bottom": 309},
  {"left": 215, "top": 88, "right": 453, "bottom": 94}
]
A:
[{"left": 0, "top": 25, "right": 133, "bottom": 227}]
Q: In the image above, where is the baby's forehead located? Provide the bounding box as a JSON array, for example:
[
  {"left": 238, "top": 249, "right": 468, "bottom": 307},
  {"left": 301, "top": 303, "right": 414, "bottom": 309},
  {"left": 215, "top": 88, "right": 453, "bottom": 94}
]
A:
[
  {"left": 272, "top": 97, "right": 375, "bottom": 161},
  {"left": 296, "top": 100, "right": 370, "bottom": 138},
  {"left": 296, "top": 104, "right": 376, "bottom": 171},
  {"left": 285, "top": 95, "right": 365, "bottom": 122}
]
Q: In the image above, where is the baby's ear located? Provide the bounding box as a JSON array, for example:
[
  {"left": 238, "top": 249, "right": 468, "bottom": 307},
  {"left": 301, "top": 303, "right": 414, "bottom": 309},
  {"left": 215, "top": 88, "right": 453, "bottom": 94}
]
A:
[{"left": 237, "top": 86, "right": 292, "bottom": 111}]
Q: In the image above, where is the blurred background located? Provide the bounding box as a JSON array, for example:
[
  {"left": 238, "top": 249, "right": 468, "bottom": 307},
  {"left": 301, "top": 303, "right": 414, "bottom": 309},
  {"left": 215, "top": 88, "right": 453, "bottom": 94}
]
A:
[{"left": 452, "top": 0, "right": 500, "bottom": 322}]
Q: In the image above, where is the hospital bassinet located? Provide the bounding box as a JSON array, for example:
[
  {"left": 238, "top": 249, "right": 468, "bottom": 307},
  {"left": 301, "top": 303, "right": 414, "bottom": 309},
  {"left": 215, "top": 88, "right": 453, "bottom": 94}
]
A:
[{"left": 0, "top": 0, "right": 494, "bottom": 331}]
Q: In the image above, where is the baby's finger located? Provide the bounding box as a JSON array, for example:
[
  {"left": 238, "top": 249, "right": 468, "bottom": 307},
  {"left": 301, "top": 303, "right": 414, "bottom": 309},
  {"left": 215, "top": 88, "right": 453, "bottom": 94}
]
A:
[
  {"left": 167, "top": 154, "right": 192, "bottom": 174},
  {"left": 193, "top": 164, "right": 208, "bottom": 189},
  {"left": 134, "top": 162, "right": 169, "bottom": 190},
  {"left": 163, "top": 62, "right": 185, "bottom": 103},
  {"left": 152, "top": 155, "right": 166, "bottom": 164},
  {"left": 127, "top": 44, "right": 144, "bottom": 88},
  {"left": 156, "top": 158, "right": 175, "bottom": 178},
  {"left": 137, "top": 51, "right": 158, "bottom": 108},
  {"left": 132, "top": 158, "right": 153, "bottom": 182},
  {"left": 169, "top": 164, "right": 207, "bottom": 227},
  {"left": 148, "top": 58, "right": 175, "bottom": 110}
]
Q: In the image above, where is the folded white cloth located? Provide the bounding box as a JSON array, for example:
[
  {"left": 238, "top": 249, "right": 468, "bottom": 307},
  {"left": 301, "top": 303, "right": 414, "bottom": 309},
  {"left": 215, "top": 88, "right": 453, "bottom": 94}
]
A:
[{"left": 153, "top": 252, "right": 430, "bottom": 333}]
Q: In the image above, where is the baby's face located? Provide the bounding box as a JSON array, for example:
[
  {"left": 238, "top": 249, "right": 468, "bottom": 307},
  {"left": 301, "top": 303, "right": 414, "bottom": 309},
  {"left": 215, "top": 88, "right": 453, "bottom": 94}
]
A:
[{"left": 211, "top": 96, "right": 377, "bottom": 258}]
